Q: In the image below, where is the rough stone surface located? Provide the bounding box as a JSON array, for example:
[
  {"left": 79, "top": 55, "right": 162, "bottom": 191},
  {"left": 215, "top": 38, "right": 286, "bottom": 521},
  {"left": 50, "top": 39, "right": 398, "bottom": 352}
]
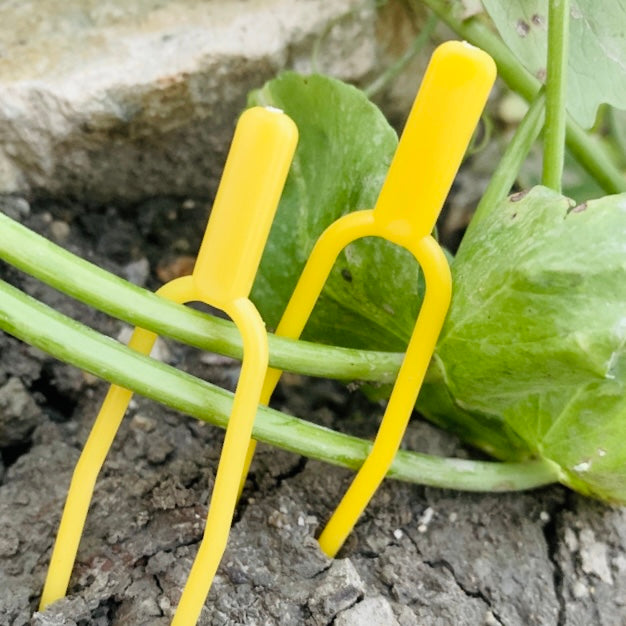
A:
[
  {"left": 307, "top": 559, "right": 365, "bottom": 624},
  {"left": 334, "top": 596, "right": 399, "bottom": 626},
  {"left": 0, "top": 0, "right": 424, "bottom": 203},
  {"left": 0, "top": 376, "right": 43, "bottom": 446},
  {"left": 556, "top": 501, "right": 626, "bottom": 626}
]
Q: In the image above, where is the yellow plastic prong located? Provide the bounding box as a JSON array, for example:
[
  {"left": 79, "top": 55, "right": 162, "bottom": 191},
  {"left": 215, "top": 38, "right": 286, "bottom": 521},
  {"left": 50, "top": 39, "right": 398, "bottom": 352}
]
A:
[
  {"left": 40, "top": 106, "right": 298, "bottom": 626},
  {"left": 170, "top": 298, "right": 267, "bottom": 626},
  {"left": 317, "top": 237, "right": 450, "bottom": 557},
  {"left": 38, "top": 275, "right": 192, "bottom": 611},
  {"left": 241, "top": 41, "right": 496, "bottom": 559}
]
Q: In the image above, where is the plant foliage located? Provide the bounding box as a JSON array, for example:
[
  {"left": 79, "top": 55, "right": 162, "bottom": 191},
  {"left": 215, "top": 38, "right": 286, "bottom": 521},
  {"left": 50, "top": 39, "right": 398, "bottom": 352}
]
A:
[
  {"left": 249, "top": 72, "right": 626, "bottom": 503},
  {"left": 481, "top": 0, "right": 626, "bottom": 128}
]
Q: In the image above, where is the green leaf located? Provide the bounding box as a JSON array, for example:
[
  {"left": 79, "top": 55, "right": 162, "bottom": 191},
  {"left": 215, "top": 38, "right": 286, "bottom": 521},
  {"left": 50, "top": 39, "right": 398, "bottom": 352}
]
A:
[
  {"left": 418, "top": 187, "right": 626, "bottom": 502},
  {"left": 249, "top": 73, "right": 421, "bottom": 351},
  {"left": 481, "top": 0, "right": 626, "bottom": 128}
]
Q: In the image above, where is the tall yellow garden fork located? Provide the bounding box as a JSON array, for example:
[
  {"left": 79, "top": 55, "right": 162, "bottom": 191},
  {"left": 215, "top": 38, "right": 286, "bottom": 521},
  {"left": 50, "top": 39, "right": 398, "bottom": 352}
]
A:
[
  {"left": 40, "top": 106, "right": 298, "bottom": 625},
  {"left": 241, "top": 41, "right": 496, "bottom": 558}
]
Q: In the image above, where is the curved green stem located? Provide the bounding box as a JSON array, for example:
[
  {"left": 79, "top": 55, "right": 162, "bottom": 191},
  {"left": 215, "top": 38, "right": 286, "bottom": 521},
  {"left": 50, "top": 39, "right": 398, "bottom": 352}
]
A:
[
  {"left": 0, "top": 279, "right": 560, "bottom": 492},
  {"left": 467, "top": 91, "right": 545, "bottom": 232},
  {"left": 415, "top": 0, "right": 626, "bottom": 195},
  {"left": 542, "top": 0, "right": 570, "bottom": 191},
  {"left": 0, "top": 212, "right": 403, "bottom": 384}
]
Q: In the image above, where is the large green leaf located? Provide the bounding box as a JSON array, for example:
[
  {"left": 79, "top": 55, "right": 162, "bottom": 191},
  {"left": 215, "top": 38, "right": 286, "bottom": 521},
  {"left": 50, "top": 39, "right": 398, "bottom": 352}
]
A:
[
  {"left": 418, "top": 187, "right": 626, "bottom": 502},
  {"left": 249, "top": 73, "right": 422, "bottom": 351},
  {"left": 481, "top": 0, "right": 626, "bottom": 128}
]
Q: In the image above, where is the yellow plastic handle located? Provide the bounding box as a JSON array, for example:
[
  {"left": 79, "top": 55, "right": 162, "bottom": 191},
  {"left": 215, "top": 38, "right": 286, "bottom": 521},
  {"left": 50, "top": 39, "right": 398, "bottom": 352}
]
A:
[
  {"left": 193, "top": 106, "right": 298, "bottom": 304},
  {"left": 373, "top": 40, "right": 496, "bottom": 238}
]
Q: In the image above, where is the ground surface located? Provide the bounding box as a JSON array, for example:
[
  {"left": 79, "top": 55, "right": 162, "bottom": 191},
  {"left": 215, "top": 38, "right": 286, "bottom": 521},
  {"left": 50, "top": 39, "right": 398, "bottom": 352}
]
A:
[{"left": 1, "top": 194, "right": 625, "bottom": 625}]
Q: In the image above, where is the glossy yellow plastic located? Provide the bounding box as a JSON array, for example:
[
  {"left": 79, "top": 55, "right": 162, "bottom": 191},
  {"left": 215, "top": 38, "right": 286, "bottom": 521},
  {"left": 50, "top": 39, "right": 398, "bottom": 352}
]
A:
[
  {"left": 240, "top": 41, "right": 496, "bottom": 557},
  {"left": 39, "top": 106, "right": 298, "bottom": 625}
]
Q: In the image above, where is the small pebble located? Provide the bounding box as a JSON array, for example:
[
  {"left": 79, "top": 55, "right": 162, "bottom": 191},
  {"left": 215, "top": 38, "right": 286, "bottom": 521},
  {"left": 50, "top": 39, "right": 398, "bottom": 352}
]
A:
[
  {"left": 124, "top": 257, "right": 150, "bottom": 286},
  {"left": 497, "top": 91, "right": 528, "bottom": 124},
  {"left": 484, "top": 610, "right": 501, "bottom": 626},
  {"left": 334, "top": 596, "right": 399, "bottom": 626},
  {"left": 417, "top": 506, "right": 435, "bottom": 533},
  {"left": 49, "top": 220, "right": 70, "bottom": 241},
  {"left": 158, "top": 596, "right": 172, "bottom": 613},
  {"left": 579, "top": 529, "right": 613, "bottom": 584},
  {"left": 564, "top": 527, "right": 579, "bottom": 552},
  {"left": 156, "top": 255, "right": 196, "bottom": 282},
  {"left": 307, "top": 560, "right": 365, "bottom": 624},
  {"left": 82, "top": 371, "right": 99, "bottom": 385},
  {"left": 131, "top": 413, "right": 156, "bottom": 432},
  {"left": 199, "top": 353, "right": 237, "bottom": 367},
  {"left": 573, "top": 580, "right": 589, "bottom": 598}
]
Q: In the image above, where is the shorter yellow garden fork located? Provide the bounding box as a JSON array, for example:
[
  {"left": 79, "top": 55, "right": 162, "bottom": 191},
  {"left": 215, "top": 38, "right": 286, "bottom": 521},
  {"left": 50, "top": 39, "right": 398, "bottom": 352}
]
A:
[{"left": 40, "top": 106, "right": 298, "bottom": 626}]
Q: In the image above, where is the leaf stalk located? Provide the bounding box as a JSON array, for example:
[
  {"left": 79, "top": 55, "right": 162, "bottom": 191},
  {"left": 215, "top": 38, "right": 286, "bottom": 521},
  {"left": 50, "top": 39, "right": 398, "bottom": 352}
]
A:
[
  {"left": 542, "top": 0, "right": 570, "bottom": 191},
  {"left": 0, "top": 278, "right": 560, "bottom": 493},
  {"left": 468, "top": 91, "right": 545, "bottom": 231},
  {"left": 0, "top": 212, "right": 403, "bottom": 384}
]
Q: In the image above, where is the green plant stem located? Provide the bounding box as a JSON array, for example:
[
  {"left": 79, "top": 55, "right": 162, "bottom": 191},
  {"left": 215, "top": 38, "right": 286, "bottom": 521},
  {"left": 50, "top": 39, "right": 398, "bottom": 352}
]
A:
[
  {"left": 469, "top": 92, "right": 545, "bottom": 230},
  {"left": 0, "top": 278, "right": 560, "bottom": 492},
  {"left": 0, "top": 212, "right": 403, "bottom": 384},
  {"left": 414, "top": 0, "right": 626, "bottom": 195},
  {"left": 542, "top": 0, "right": 570, "bottom": 191},
  {"left": 364, "top": 13, "right": 438, "bottom": 98}
]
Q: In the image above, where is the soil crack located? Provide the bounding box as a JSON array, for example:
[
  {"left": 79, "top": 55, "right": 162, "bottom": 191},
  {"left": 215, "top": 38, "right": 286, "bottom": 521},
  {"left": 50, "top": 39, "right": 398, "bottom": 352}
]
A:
[
  {"left": 424, "top": 559, "right": 504, "bottom": 625},
  {"left": 542, "top": 497, "right": 570, "bottom": 626},
  {"left": 237, "top": 456, "right": 308, "bottom": 522},
  {"left": 275, "top": 456, "right": 308, "bottom": 487},
  {"left": 0, "top": 439, "right": 33, "bottom": 470},
  {"left": 31, "top": 364, "right": 78, "bottom": 422},
  {"left": 151, "top": 575, "right": 165, "bottom": 617}
]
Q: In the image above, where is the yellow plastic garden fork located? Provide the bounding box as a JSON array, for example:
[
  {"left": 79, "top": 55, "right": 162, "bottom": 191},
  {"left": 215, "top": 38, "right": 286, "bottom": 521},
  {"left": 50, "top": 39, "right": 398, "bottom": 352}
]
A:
[
  {"left": 239, "top": 41, "right": 496, "bottom": 558},
  {"left": 40, "top": 106, "right": 298, "bottom": 625}
]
